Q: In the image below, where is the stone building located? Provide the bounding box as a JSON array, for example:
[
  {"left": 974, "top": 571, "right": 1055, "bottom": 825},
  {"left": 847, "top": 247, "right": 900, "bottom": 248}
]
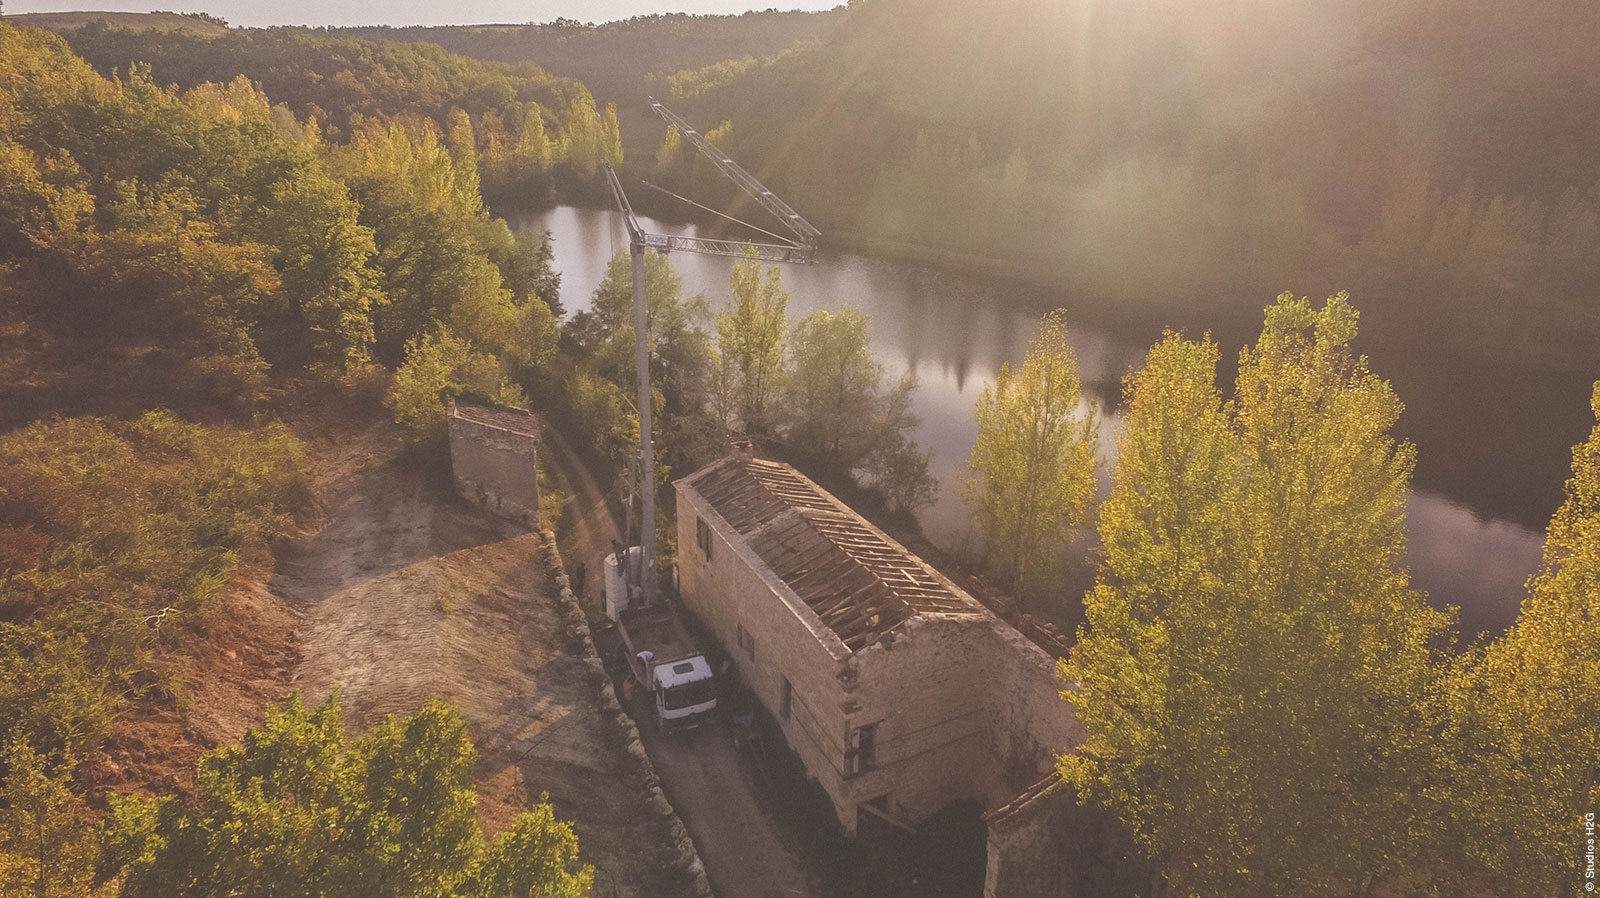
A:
[
  {"left": 674, "top": 450, "right": 1087, "bottom": 893},
  {"left": 445, "top": 398, "right": 540, "bottom": 526}
]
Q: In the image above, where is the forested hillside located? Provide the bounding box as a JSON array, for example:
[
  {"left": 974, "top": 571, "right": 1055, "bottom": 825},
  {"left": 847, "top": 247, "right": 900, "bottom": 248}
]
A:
[
  {"left": 333, "top": 11, "right": 844, "bottom": 159},
  {"left": 665, "top": 0, "right": 1600, "bottom": 371},
  {"left": 0, "top": 22, "right": 591, "bottom": 890},
  {"left": 59, "top": 24, "right": 625, "bottom": 205}
]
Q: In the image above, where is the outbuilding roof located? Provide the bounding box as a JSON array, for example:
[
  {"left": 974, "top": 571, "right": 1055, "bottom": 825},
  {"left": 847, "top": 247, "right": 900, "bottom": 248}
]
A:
[
  {"left": 447, "top": 399, "right": 541, "bottom": 439},
  {"left": 682, "top": 456, "right": 983, "bottom": 652}
]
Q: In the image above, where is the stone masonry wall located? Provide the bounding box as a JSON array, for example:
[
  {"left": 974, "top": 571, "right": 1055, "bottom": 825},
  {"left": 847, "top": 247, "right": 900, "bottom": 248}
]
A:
[
  {"left": 447, "top": 415, "right": 538, "bottom": 526},
  {"left": 675, "top": 472, "right": 1087, "bottom": 839},
  {"left": 675, "top": 488, "right": 857, "bottom": 827}
]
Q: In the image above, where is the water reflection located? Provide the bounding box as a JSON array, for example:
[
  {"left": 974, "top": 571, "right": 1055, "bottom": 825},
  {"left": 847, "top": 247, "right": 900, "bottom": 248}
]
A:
[{"left": 514, "top": 205, "right": 1545, "bottom": 636}]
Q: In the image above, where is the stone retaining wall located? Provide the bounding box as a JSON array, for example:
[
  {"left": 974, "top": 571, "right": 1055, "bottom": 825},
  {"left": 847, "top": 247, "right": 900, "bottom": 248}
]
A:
[{"left": 538, "top": 530, "right": 715, "bottom": 898}]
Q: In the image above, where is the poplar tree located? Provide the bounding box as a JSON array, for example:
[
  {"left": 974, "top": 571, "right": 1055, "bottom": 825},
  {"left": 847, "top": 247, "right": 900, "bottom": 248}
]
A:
[
  {"left": 1445, "top": 382, "right": 1600, "bottom": 896},
  {"left": 601, "top": 102, "right": 623, "bottom": 168},
  {"left": 1063, "top": 294, "right": 1450, "bottom": 897},
  {"left": 962, "top": 309, "right": 1098, "bottom": 596},
  {"left": 655, "top": 124, "right": 683, "bottom": 173},
  {"left": 717, "top": 252, "right": 789, "bottom": 436},
  {"left": 516, "top": 104, "right": 552, "bottom": 173},
  {"left": 565, "top": 94, "right": 601, "bottom": 179},
  {"left": 445, "top": 109, "right": 481, "bottom": 212}
]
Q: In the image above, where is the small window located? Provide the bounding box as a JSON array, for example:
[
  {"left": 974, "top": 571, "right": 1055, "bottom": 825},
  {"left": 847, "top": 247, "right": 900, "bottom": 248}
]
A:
[
  {"left": 737, "top": 623, "right": 756, "bottom": 661},
  {"left": 847, "top": 722, "right": 878, "bottom": 775},
  {"left": 780, "top": 678, "right": 793, "bottom": 721},
  {"left": 695, "top": 517, "right": 713, "bottom": 561}
]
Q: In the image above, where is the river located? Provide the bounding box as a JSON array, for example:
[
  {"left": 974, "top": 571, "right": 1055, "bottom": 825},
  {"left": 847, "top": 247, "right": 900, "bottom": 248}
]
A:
[{"left": 512, "top": 204, "right": 1593, "bottom": 637}]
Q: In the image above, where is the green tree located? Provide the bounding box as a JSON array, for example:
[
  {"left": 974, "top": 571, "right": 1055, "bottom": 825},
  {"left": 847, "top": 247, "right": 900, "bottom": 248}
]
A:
[
  {"left": 654, "top": 124, "right": 682, "bottom": 173},
  {"left": 564, "top": 94, "right": 601, "bottom": 179},
  {"left": 0, "top": 740, "right": 97, "bottom": 898},
  {"left": 784, "top": 307, "right": 881, "bottom": 460},
  {"left": 391, "top": 327, "right": 523, "bottom": 439},
  {"left": 601, "top": 101, "right": 623, "bottom": 167},
  {"left": 783, "top": 307, "right": 935, "bottom": 508},
  {"left": 1444, "top": 381, "right": 1600, "bottom": 896},
  {"left": 1062, "top": 294, "right": 1450, "bottom": 897},
  {"left": 516, "top": 104, "right": 553, "bottom": 173},
  {"left": 259, "top": 172, "right": 384, "bottom": 374},
  {"left": 446, "top": 255, "right": 558, "bottom": 370},
  {"left": 446, "top": 109, "right": 482, "bottom": 211},
  {"left": 716, "top": 251, "right": 789, "bottom": 436},
  {"left": 105, "top": 693, "right": 593, "bottom": 898},
  {"left": 961, "top": 310, "right": 1097, "bottom": 595}
]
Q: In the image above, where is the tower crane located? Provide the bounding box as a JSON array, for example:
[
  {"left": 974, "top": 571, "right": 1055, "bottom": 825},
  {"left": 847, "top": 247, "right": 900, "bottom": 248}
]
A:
[{"left": 603, "top": 97, "right": 819, "bottom": 604}]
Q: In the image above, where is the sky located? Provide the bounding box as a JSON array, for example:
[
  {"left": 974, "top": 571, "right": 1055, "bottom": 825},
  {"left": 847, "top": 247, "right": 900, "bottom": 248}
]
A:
[{"left": 5, "top": 0, "right": 839, "bottom": 28}]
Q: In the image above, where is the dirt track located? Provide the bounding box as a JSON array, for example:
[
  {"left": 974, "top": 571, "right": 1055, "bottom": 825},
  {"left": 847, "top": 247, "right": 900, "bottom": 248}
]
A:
[
  {"left": 541, "top": 426, "right": 821, "bottom": 898},
  {"left": 272, "top": 423, "right": 691, "bottom": 898}
]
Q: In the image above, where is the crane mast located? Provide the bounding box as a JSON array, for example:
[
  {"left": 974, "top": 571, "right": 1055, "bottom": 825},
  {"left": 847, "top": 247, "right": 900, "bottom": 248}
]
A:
[{"left": 602, "top": 99, "right": 819, "bottom": 604}]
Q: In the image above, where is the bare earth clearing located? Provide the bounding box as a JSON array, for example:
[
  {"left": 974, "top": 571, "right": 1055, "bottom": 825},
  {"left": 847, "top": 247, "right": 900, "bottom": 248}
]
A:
[{"left": 263, "top": 415, "right": 690, "bottom": 898}]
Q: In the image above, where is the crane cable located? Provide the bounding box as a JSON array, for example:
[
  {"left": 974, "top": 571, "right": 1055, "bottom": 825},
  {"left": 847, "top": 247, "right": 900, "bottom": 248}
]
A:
[{"left": 639, "top": 179, "right": 800, "bottom": 248}]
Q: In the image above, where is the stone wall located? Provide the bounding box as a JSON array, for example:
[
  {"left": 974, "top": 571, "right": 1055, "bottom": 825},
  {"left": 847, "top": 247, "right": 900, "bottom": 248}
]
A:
[
  {"left": 982, "top": 621, "right": 1087, "bottom": 798},
  {"left": 676, "top": 480, "right": 1087, "bottom": 836},
  {"left": 847, "top": 617, "right": 1005, "bottom": 824},
  {"left": 447, "top": 410, "right": 539, "bottom": 526},
  {"left": 984, "top": 778, "right": 1079, "bottom": 898},
  {"left": 676, "top": 488, "right": 857, "bottom": 828},
  {"left": 538, "top": 530, "right": 714, "bottom": 898}
]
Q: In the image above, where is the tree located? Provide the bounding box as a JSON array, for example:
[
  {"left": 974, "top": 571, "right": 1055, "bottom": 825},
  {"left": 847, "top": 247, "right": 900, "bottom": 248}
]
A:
[
  {"left": 783, "top": 307, "right": 935, "bottom": 509},
  {"left": 866, "top": 371, "right": 938, "bottom": 512},
  {"left": 105, "top": 693, "right": 594, "bottom": 898},
  {"left": 1444, "top": 381, "right": 1600, "bottom": 896},
  {"left": 654, "top": 124, "right": 682, "bottom": 173},
  {"left": 716, "top": 252, "right": 789, "bottom": 436},
  {"left": 446, "top": 255, "right": 557, "bottom": 370},
  {"left": 259, "top": 172, "right": 384, "bottom": 374},
  {"left": 515, "top": 104, "right": 553, "bottom": 173},
  {"left": 601, "top": 102, "right": 623, "bottom": 167},
  {"left": 564, "top": 94, "right": 601, "bottom": 179},
  {"left": 391, "top": 327, "right": 523, "bottom": 439},
  {"left": 0, "top": 740, "right": 96, "bottom": 898},
  {"left": 784, "top": 307, "right": 882, "bottom": 461},
  {"left": 446, "top": 108, "right": 482, "bottom": 212},
  {"left": 1062, "top": 294, "right": 1450, "bottom": 897},
  {"left": 961, "top": 309, "right": 1097, "bottom": 595}
]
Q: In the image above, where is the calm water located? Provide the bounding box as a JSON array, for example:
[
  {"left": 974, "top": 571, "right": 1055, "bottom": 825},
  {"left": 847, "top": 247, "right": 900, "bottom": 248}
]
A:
[{"left": 514, "top": 205, "right": 1588, "bottom": 637}]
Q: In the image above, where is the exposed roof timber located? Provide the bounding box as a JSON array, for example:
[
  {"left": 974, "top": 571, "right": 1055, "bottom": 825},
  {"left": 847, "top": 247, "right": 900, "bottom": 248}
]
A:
[{"left": 687, "top": 456, "right": 982, "bottom": 653}]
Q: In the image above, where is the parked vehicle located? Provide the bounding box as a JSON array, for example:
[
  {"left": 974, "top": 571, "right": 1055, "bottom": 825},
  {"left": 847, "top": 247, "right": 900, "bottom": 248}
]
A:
[{"left": 604, "top": 547, "right": 717, "bottom": 732}]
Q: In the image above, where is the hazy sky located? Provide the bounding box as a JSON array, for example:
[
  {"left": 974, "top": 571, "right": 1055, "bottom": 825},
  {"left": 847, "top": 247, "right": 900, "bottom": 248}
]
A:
[{"left": 7, "top": 0, "right": 839, "bottom": 28}]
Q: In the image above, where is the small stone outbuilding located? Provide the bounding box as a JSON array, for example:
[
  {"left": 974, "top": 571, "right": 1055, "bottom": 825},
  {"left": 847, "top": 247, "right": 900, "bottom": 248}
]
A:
[
  {"left": 446, "top": 398, "right": 540, "bottom": 526},
  {"left": 674, "top": 451, "right": 1089, "bottom": 894}
]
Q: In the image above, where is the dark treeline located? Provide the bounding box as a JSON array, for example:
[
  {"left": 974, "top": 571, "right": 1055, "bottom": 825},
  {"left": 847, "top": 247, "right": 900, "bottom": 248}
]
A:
[
  {"left": 329, "top": 11, "right": 844, "bottom": 159},
  {"left": 663, "top": 0, "right": 1600, "bottom": 372}
]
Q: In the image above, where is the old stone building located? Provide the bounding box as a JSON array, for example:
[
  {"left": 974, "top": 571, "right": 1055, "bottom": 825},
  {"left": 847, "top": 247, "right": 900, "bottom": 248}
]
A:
[
  {"left": 446, "top": 398, "right": 540, "bottom": 526},
  {"left": 674, "top": 450, "right": 1087, "bottom": 892}
]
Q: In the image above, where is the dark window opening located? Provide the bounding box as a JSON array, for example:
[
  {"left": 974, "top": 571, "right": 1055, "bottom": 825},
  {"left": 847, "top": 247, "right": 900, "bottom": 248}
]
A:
[
  {"left": 664, "top": 679, "right": 716, "bottom": 710},
  {"left": 695, "top": 517, "right": 713, "bottom": 561},
  {"left": 848, "top": 722, "right": 879, "bottom": 775}
]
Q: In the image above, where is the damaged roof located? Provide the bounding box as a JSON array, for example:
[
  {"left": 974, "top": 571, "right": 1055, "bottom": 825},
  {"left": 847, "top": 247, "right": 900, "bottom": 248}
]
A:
[
  {"left": 448, "top": 399, "right": 541, "bottom": 439},
  {"left": 684, "top": 456, "right": 983, "bottom": 652}
]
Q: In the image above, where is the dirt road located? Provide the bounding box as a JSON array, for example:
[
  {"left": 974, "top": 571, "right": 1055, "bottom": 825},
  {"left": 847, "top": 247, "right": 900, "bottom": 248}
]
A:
[
  {"left": 272, "top": 422, "right": 692, "bottom": 898},
  {"left": 541, "top": 426, "right": 821, "bottom": 898}
]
